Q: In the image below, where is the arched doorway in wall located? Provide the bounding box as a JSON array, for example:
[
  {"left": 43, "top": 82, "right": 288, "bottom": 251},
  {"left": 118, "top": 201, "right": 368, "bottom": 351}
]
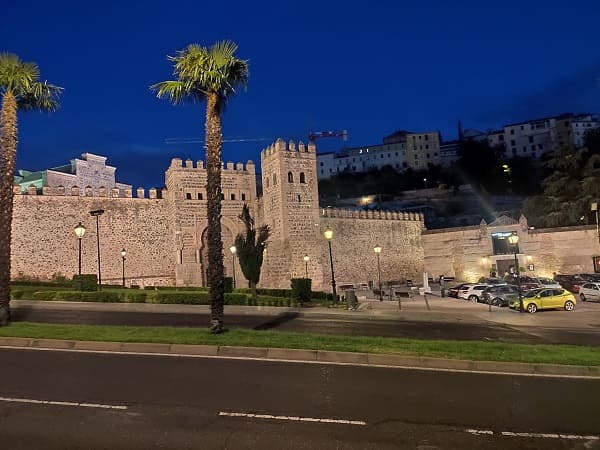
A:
[{"left": 200, "top": 225, "right": 235, "bottom": 287}]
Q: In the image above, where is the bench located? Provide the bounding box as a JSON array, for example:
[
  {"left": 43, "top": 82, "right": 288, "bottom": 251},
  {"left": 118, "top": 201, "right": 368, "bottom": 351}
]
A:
[{"left": 395, "top": 291, "right": 413, "bottom": 300}]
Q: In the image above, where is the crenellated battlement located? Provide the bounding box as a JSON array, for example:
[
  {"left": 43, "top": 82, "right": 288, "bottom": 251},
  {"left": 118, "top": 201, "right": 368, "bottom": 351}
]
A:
[
  {"left": 261, "top": 138, "right": 316, "bottom": 159},
  {"left": 321, "top": 207, "right": 424, "bottom": 222},
  {"left": 169, "top": 157, "right": 255, "bottom": 173},
  {"left": 13, "top": 185, "right": 166, "bottom": 199}
]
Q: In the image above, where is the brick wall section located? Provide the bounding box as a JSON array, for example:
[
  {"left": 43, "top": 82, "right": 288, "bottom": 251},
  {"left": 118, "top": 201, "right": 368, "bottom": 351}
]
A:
[{"left": 11, "top": 194, "right": 172, "bottom": 286}]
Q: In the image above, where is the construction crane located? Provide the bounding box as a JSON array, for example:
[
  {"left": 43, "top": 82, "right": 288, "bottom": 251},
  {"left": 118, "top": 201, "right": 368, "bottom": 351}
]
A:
[
  {"left": 164, "top": 137, "right": 273, "bottom": 145},
  {"left": 308, "top": 130, "right": 348, "bottom": 143}
]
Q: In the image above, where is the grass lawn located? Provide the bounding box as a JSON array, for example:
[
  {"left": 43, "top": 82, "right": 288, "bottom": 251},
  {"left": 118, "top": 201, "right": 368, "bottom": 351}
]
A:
[{"left": 1, "top": 322, "right": 599, "bottom": 366}]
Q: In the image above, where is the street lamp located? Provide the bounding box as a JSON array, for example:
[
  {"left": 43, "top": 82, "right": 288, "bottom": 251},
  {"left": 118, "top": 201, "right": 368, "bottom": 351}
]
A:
[
  {"left": 74, "top": 222, "right": 86, "bottom": 291},
  {"left": 323, "top": 227, "right": 337, "bottom": 302},
  {"left": 229, "top": 245, "right": 237, "bottom": 289},
  {"left": 423, "top": 178, "right": 427, "bottom": 189},
  {"left": 90, "top": 209, "right": 105, "bottom": 290},
  {"left": 592, "top": 202, "right": 599, "bottom": 244},
  {"left": 303, "top": 254, "right": 310, "bottom": 279},
  {"left": 121, "top": 248, "right": 126, "bottom": 287},
  {"left": 373, "top": 245, "right": 382, "bottom": 301},
  {"left": 508, "top": 233, "right": 523, "bottom": 313}
]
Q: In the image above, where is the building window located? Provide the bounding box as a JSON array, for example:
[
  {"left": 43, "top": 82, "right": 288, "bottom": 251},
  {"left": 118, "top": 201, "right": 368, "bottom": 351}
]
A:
[
  {"left": 221, "top": 193, "right": 225, "bottom": 200},
  {"left": 319, "top": 162, "right": 323, "bottom": 166},
  {"left": 528, "top": 136, "right": 534, "bottom": 143},
  {"left": 510, "top": 129, "right": 515, "bottom": 135},
  {"left": 425, "top": 135, "right": 429, "bottom": 141},
  {"left": 520, "top": 125, "right": 524, "bottom": 130},
  {"left": 197, "top": 193, "right": 203, "bottom": 200},
  {"left": 265, "top": 177, "right": 270, "bottom": 188},
  {"left": 300, "top": 172, "right": 306, "bottom": 183},
  {"left": 288, "top": 171, "right": 294, "bottom": 183},
  {"left": 499, "top": 135, "right": 504, "bottom": 141},
  {"left": 492, "top": 232, "right": 518, "bottom": 255},
  {"left": 186, "top": 193, "right": 192, "bottom": 200},
  {"left": 320, "top": 169, "right": 324, "bottom": 174},
  {"left": 297, "top": 195, "right": 301, "bottom": 202},
  {"left": 510, "top": 140, "right": 516, "bottom": 146},
  {"left": 539, "top": 144, "right": 544, "bottom": 150},
  {"left": 231, "top": 194, "right": 236, "bottom": 200},
  {"left": 241, "top": 193, "right": 246, "bottom": 201},
  {"left": 425, "top": 145, "right": 429, "bottom": 149},
  {"left": 273, "top": 173, "right": 277, "bottom": 185}
]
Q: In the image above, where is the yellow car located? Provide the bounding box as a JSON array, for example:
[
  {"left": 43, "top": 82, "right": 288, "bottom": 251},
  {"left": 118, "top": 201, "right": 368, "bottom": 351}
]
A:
[{"left": 509, "top": 288, "right": 576, "bottom": 314}]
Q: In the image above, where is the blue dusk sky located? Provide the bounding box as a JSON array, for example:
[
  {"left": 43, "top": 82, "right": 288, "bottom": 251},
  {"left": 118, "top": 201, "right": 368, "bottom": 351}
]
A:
[{"left": 3, "top": 0, "right": 600, "bottom": 189}]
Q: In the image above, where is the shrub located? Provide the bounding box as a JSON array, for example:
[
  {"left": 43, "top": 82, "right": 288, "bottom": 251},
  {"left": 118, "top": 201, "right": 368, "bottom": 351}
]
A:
[
  {"left": 149, "top": 291, "right": 210, "bottom": 305},
  {"left": 224, "top": 293, "right": 249, "bottom": 305},
  {"left": 129, "top": 285, "right": 140, "bottom": 290},
  {"left": 224, "top": 277, "right": 234, "bottom": 293},
  {"left": 71, "top": 274, "right": 98, "bottom": 291},
  {"left": 123, "top": 292, "right": 148, "bottom": 303},
  {"left": 291, "top": 278, "right": 312, "bottom": 303}
]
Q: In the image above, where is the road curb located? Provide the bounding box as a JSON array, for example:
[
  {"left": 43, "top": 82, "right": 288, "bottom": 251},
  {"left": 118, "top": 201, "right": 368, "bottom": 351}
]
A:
[{"left": 1, "top": 337, "right": 599, "bottom": 378}]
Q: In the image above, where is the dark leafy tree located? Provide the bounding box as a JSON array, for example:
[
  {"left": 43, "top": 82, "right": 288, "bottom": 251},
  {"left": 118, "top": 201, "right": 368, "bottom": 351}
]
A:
[
  {"left": 523, "top": 145, "right": 600, "bottom": 227},
  {"left": 454, "top": 140, "right": 505, "bottom": 194},
  {"left": 151, "top": 41, "right": 248, "bottom": 333},
  {"left": 0, "top": 53, "right": 61, "bottom": 326},
  {"left": 234, "top": 204, "right": 270, "bottom": 298}
]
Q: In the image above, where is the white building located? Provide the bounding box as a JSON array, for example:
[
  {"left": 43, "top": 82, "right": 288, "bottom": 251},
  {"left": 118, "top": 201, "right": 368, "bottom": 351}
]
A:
[{"left": 15, "top": 153, "right": 132, "bottom": 196}]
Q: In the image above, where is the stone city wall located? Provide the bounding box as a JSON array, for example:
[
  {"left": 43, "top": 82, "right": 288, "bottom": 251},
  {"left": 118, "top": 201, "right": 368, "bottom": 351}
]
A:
[
  {"left": 423, "top": 222, "right": 600, "bottom": 282},
  {"left": 11, "top": 191, "right": 173, "bottom": 287},
  {"left": 318, "top": 209, "right": 425, "bottom": 289}
]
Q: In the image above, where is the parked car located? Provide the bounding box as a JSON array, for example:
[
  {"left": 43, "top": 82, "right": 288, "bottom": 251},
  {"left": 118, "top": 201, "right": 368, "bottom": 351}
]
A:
[
  {"left": 533, "top": 277, "right": 562, "bottom": 289},
  {"left": 509, "top": 288, "right": 576, "bottom": 313},
  {"left": 553, "top": 274, "right": 587, "bottom": 293},
  {"left": 481, "top": 284, "right": 520, "bottom": 307},
  {"left": 578, "top": 282, "right": 600, "bottom": 302},
  {"left": 459, "top": 284, "right": 490, "bottom": 302},
  {"left": 447, "top": 283, "right": 471, "bottom": 298},
  {"left": 477, "top": 277, "right": 504, "bottom": 285}
]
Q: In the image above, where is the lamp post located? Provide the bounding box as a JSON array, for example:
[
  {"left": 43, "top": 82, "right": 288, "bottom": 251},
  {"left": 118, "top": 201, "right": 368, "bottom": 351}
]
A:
[
  {"left": 121, "top": 248, "right": 126, "bottom": 287},
  {"left": 323, "top": 227, "right": 337, "bottom": 302},
  {"left": 592, "top": 202, "right": 600, "bottom": 244},
  {"left": 303, "top": 254, "right": 310, "bottom": 279},
  {"left": 74, "top": 222, "right": 86, "bottom": 291},
  {"left": 90, "top": 209, "right": 105, "bottom": 290},
  {"left": 423, "top": 178, "right": 427, "bottom": 189},
  {"left": 373, "top": 245, "right": 382, "bottom": 301},
  {"left": 229, "top": 245, "right": 237, "bottom": 288},
  {"left": 508, "top": 233, "right": 523, "bottom": 313}
]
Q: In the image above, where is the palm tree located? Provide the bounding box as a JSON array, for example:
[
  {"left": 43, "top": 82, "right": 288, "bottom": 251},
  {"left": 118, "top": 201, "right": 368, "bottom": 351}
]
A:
[
  {"left": 0, "top": 53, "right": 62, "bottom": 326},
  {"left": 234, "top": 204, "right": 270, "bottom": 297},
  {"left": 151, "top": 41, "right": 248, "bottom": 333}
]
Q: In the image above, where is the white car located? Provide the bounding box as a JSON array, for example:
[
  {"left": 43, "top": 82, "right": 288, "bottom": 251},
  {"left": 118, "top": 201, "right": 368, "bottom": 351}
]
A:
[
  {"left": 459, "top": 284, "right": 491, "bottom": 302},
  {"left": 534, "top": 277, "right": 562, "bottom": 289},
  {"left": 578, "top": 282, "right": 600, "bottom": 302}
]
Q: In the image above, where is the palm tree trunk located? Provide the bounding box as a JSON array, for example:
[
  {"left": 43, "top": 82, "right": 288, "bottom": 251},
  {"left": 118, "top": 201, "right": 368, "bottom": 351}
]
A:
[
  {"left": 205, "top": 93, "right": 225, "bottom": 333},
  {"left": 0, "top": 92, "right": 17, "bottom": 326}
]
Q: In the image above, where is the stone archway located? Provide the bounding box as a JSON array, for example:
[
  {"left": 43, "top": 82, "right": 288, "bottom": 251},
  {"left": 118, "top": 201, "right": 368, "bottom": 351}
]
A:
[{"left": 199, "top": 225, "right": 235, "bottom": 287}]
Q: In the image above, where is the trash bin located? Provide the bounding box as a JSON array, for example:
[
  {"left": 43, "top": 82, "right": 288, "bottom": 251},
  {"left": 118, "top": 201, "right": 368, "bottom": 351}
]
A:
[{"left": 345, "top": 289, "right": 357, "bottom": 310}]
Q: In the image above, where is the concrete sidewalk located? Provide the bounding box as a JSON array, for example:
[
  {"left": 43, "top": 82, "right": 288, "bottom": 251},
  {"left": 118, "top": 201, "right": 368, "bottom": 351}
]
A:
[{"left": 12, "top": 295, "right": 600, "bottom": 329}]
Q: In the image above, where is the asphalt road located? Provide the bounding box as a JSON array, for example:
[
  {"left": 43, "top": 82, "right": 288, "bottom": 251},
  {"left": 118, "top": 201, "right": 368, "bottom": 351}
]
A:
[
  {"left": 0, "top": 347, "right": 598, "bottom": 450},
  {"left": 10, "top": 304, "right": 600, "bottom": 346}
]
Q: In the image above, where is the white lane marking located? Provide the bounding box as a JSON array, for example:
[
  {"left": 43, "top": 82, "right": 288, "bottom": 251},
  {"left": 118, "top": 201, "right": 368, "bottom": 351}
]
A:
[
  {"left": 219, "top": 411, "right": 366, "bottom": 426},
  {"left": 0, "top": 396, "right": 127, "bottom": 410},
  {"left": 466, "top": 428, "right": 598, "bottom": 440},
  {"left": 1, "top": 345, "right": 599, "bottom": 380}
]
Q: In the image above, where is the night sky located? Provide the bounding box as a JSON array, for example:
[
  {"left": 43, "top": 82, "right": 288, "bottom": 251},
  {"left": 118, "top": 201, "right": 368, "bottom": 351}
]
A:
[{"left": 3, "top": 0, "right": 600, "bottom": 189}]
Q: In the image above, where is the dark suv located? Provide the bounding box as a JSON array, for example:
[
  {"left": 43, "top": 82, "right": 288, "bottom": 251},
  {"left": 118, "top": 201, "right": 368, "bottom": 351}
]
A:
[{"left": 481, "top": 284, "right": 520, "bottom": 307}]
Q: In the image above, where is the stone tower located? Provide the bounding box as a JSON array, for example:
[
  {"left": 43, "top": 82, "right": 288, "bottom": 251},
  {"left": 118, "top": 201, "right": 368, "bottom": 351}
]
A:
[
  {"left": 165, "top": 157, "right": 256, "bottom": 286},
  {"left": 259, "top": 138, "right": 324, "bottom": 289}
]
